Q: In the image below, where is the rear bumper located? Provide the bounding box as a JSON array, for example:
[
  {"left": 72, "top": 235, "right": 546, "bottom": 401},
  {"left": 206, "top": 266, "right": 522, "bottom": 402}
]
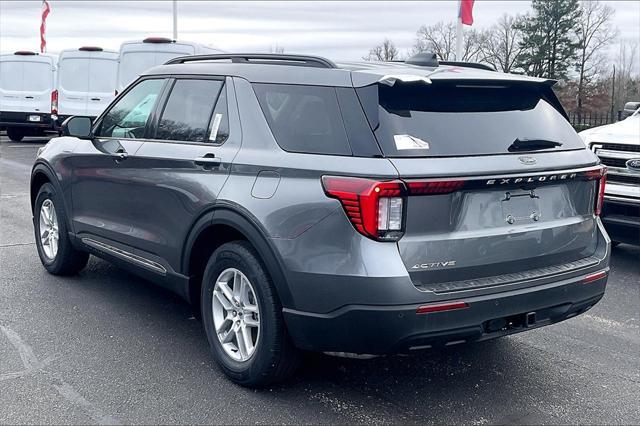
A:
[
  {"left": 602, "top": 196, "right": 640, "bottom": 245},
  {"left": 284, "top": 271, "right": 607, "bottom": 354},
  {"left": 280, "top": 218, "right": 610, "bottom": 354},
  {"left": 0, "top": 111, "right": 55, "bottom": 129}
]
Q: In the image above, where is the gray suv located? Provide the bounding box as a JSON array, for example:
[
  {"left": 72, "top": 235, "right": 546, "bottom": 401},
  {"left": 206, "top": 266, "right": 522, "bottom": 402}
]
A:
[{"left": 31, "top": 53, "right": 611, "bottom": 386}]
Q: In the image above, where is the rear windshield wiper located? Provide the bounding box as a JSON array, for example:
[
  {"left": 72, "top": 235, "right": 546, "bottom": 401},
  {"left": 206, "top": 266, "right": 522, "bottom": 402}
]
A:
[{"left": 508, "top": 138, "right": 563, "bottom": 152}]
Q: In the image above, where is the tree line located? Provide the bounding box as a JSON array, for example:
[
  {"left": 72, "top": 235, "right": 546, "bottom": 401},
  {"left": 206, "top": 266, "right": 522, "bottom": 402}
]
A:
[{"left": 365, "top": 0, "right": 638, "bottom": 118}]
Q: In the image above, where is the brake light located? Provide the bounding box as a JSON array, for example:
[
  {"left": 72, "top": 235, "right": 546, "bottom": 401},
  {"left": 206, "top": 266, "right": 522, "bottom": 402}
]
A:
[
  {"left": 322, "top": 176, "right": 467, "bottom": 241},
  {"left": 79, "top": 46, "right": 103, "bottom": 52},
  {"left": 143, "top": 37, "right": 174, "bottom": 44},
  {"left": 416, "top": 301, "right": 468, "bottom": 314},
  {"left": 321, "top": 176, "right": 406, "bottom": 241},
  {"left": 586, "top": 166, "right": 607, "bottom": 216},
  {"left": 51, "top": 90, "right": 58, "bottom": 115},
  {"left": 596, "top": 169, "right": 607, "bottom": 216}
]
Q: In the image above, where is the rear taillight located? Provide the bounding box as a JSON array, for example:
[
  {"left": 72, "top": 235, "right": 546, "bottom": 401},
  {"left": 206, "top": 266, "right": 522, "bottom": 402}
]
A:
[
  {"left": 51, "top": 90, "right": 58, "bottom": 115},
  {"left": 321, "top": 176, "right": 406, "bottom": 241},
  {"left": 586, "top": 166, "right": 607, "bottom": 216},
  {"left": 596, "top": 170, "right": 606, "bottom": 216},
  {"left": 405, "top": 179, "right": 466, "bottom": 195},
  {"left": 322, "top": 176, "right": 466, "bottom": 241}
]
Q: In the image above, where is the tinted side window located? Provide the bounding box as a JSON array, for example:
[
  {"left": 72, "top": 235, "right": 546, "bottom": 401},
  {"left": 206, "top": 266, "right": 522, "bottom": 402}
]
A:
[
  {"left": 97, "top": 78, "right": 164, "bottom": 139},
  {"left": 156, "top": 79, "right": 223, "bottom": 142},
  {"left": 253, "top": 84, "right": 352, "bottom": 156}
]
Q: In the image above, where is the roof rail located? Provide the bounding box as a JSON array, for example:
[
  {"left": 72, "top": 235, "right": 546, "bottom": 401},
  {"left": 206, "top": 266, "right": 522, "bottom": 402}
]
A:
[
  {"left": 439, "top": 61, "right": 496, "bottom": 72},
  {"left": 164, "top": 53, "right": 338, "bottom": 69}
]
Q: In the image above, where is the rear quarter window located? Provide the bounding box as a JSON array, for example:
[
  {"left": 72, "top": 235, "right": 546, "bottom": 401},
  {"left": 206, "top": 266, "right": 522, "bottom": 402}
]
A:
[{"left": 253, "top": 83, "right": 352, "bottom": 156}]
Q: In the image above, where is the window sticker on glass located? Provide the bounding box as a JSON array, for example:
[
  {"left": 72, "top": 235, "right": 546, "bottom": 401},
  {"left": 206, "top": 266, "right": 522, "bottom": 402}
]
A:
[
  {"left": 394, "top": 134, "right": 430, "bottom": 150},
  {"left": 209, "top": 113, "right": 222, "bottom": 141}
]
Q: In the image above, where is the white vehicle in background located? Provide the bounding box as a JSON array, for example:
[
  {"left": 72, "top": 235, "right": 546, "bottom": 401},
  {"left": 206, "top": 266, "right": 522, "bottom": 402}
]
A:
[
  {"left": 0, "top": 51, "right": 57, "bottom": 141},
  {"left": 116, "top": 37, "right": 222, "bottom": 92},
  {"left": 56, "top": 46, "right": 118, "bottom": 126},
  {"left": 580, "top": 109, "right": 640, "bottom": 246}
]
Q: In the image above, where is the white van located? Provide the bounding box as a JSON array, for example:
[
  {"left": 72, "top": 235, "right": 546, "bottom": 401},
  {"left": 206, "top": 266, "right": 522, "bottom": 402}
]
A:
[
  {"left": 56, "top": 47, "right": 118, "bottom": 124},
  {"left": 117, "top": 37, "right": 222, "bottom": 92},
  {"left": 0, "top": 51, "right": 57, "bottom": 141}
]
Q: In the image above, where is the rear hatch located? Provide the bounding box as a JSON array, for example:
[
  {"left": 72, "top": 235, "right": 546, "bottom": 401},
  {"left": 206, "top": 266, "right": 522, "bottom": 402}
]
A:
[
  {"left": 118, "top": 42, "right": 196, "bottom": 90},
  {"left": 0, "top": 54, "right": 54, "bottom": 114},
  {"left": 58, "top": 51, "right": 118, "bottom": 116},
  {"left": 355, "top": 79, "right": 603, "bottom": 293}
]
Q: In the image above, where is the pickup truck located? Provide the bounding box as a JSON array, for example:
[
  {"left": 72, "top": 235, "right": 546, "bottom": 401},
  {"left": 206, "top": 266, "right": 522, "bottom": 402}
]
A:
[{"left": 580, "top": 110, "right": 640, "bottom": 245}]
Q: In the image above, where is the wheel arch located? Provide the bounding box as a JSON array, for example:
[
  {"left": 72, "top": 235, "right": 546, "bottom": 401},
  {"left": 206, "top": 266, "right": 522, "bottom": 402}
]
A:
[
  {"left": 182, "top": 203, "right": 294, "bottom": 310},
  {"left": 30, "top": 163, "right": 64, "bottom": 216}
]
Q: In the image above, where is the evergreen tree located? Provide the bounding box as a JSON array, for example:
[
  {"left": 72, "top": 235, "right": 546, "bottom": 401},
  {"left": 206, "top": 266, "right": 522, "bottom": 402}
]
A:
[{"left": 516, "top": 0, "right": 581, "bottom": 79}]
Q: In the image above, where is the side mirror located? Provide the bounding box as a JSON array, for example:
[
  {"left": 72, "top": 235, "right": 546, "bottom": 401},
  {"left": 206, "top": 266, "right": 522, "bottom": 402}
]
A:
[{"left": 61, "top": 116, "right": 93, "bottom": 139}]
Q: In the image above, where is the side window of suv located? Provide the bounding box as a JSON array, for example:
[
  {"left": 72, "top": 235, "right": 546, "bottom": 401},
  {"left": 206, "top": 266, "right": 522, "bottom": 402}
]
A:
[
  {"left": 96, "top": 79, "right": 164, "bottom": 139},
  {"left": 155, "top": 79, "right": 229, "bottom": 143}
]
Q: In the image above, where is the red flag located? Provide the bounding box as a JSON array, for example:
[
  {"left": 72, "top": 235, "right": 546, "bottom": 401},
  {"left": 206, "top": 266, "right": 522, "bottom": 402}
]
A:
[
  {"left": 40, "top": 0, "right": 51, "bottom": 53},
  {"left": 459, "top": 0, "right": 475, "bottom": 26}
]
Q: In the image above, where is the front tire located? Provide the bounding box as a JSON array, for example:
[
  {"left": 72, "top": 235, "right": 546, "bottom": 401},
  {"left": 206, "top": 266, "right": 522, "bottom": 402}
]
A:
[
  {"left": 7, "top": 127, "right": 24, "bottom": 142},
  {"left": 201, "top": 241, "right": 300, "bottom": 387},
  {"left": 34, "top": 183, "right": 89, "bottom": 275}
]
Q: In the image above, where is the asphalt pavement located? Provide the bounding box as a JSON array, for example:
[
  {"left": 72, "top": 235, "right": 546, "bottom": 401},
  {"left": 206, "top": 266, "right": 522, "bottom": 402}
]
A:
[{"left": 1, "top": 133, "right": 639, "bottom": 424}]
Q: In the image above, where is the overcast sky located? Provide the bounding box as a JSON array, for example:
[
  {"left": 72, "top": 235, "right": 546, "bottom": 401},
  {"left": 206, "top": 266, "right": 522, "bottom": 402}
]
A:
[{"left": 0, "top": 0, "right": 638, "bottom": 60}]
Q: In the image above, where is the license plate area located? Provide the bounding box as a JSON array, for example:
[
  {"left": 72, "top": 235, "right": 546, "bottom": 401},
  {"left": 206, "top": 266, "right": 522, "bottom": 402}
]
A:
[
  {"left": 28, "top": 115, "right": 41, "bottom": 122},
  {"left": 501, "top": 189, "right": 541, "bottom": 224}
]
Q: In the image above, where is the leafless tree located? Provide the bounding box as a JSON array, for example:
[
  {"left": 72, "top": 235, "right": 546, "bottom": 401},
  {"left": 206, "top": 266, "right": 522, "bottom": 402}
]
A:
[
  {"left": 576, "top": 0, "right": 618, "bottom": 117},
  {"left": 269, "top": 44, "right": 285, "bottom": 54},
  {"left": 613, "top": 40, "right": 640, "bottom": 113},
  {"left": 364, "top": 38, "right": 400, "bottom": 61},
  {"left": 413, "top": 21, "right": 486, "bottom": 62},
  {"left": 481, "top": 14, "right": 525, "bottom": 73}
]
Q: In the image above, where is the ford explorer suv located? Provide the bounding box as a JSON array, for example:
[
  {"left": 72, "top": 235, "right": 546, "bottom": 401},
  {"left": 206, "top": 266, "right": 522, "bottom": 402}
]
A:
[
  {"left": 580, "top": 109, "right": 640, "bottom": 245},
  {"left": 30, "top": 53, "right": 611, "bottom": 386}
]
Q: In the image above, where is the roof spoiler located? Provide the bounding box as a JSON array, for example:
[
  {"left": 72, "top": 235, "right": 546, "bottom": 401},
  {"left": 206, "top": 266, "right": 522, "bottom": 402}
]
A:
[{"left": 440, "top": 61, "right": 496, "bottom": 72}]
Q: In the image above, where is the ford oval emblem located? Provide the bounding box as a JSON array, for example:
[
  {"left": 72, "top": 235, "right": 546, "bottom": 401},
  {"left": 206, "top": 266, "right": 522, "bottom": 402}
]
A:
[
  {"left": 518, "top": 156, "right": 537, "bottom": 165},
  {"left": 626, "top": 158, "right": 640, "bottom": 172}
]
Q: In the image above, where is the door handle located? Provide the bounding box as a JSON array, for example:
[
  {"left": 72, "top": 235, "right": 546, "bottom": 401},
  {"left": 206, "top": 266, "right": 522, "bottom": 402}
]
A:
[
  {"left": 194, "top": 154, "right": 221, "bottom": 169},
  {"left": 25, "top": 96, "right": 34, "bottom": 99},
  {"left": 113, "top": 150, "right": 128, "bottom": 163},
  {"left": 91, "top": 97, "right": 101, "bottom": 101}
]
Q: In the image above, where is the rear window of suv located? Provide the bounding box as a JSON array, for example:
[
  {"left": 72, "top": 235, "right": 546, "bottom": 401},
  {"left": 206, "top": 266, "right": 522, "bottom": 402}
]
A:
[{"left": 356, "top": 81, "right": 585, "bottom": 157}]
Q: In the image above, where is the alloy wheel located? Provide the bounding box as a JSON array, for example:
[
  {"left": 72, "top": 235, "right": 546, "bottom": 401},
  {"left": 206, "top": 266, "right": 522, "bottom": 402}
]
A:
[
  {"left": 212, "top": 268, "right": 260, "bottom": 362},
  {"left": 39, "top": 199, "right": 59, "bottom": 260}
]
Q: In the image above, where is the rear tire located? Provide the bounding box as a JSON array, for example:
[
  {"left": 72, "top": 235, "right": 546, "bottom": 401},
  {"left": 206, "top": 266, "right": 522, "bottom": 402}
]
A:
[
  {"left": 201, "top": 241, "right": 300, "bottom": 387},
  {"left": 34, "top": 183, "right": 89, "bottom": 275},
  {"left": 7, "top": 127, "right": 24, "bottom": 142}
]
